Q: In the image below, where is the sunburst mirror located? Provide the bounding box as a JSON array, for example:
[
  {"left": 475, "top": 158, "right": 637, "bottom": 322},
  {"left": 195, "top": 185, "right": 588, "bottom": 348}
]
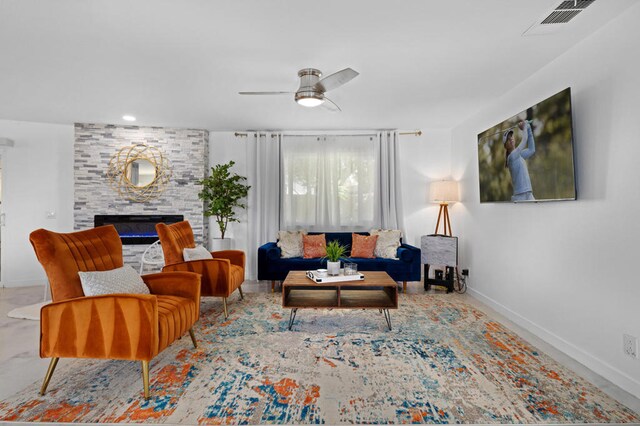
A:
[{"left": 107, "top": 144, "right": 171, "bottom": 202}]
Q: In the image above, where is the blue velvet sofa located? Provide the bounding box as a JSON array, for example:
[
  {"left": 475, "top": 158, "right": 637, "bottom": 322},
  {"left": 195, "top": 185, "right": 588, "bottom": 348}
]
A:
[{"left": 257, "top": 232, "right": 421, "bottom": 292}]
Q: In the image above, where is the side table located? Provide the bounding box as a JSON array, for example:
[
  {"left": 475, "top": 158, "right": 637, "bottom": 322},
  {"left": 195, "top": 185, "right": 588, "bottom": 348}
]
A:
[{"left": 421, "top": 234, "right": 458, "bottom": 293}]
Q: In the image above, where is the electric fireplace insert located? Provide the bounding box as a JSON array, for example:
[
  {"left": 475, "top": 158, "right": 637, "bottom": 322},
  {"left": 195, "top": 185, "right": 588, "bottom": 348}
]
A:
[{"left": 94, "top": 214, "right": 184, "bottom": 245}]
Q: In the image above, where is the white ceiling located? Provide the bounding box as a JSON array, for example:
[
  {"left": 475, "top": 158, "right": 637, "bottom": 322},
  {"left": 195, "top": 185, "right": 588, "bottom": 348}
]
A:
[{"left": 0, "top": 0, "right": 636, "bottom": 131}]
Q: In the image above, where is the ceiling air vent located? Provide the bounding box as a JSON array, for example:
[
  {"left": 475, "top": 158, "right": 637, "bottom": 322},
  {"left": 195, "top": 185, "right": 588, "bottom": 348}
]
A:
[{"left": 523, "top": 0, "right": 595, "bottom": 36}]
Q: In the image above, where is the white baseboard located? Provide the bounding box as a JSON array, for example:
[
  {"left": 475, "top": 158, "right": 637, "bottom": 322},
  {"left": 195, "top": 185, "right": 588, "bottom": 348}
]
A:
[{"left": 468, "top": 287, "right": 640, "bottom": 399}]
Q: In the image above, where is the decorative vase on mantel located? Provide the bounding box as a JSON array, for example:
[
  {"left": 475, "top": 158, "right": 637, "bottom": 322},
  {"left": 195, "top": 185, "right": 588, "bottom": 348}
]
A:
[
  {"left": 327, "top": 261, "right": 341, "bottom": 276},
  {"left": 211, "top": 237, "right": 232, "bottom": 251}
]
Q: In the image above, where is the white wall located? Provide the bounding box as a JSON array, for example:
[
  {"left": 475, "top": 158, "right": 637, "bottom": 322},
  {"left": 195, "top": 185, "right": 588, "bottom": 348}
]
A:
[
  {"left": 451, "top": 5, "right": 640, "bottom": 398},
  {"left": 209, "top": 129, "right": 452, "bottom": 280},
  {"left": 398, "top": 129, "right": 452, "bottom": 248},
  {"left": 0, "top": 120, "right": 74, "bottom": 287}
]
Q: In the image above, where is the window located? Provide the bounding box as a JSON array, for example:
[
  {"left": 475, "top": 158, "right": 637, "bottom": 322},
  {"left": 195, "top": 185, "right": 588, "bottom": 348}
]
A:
[{"left": 281, "top": 135, "right": 375, "bottom": 231}]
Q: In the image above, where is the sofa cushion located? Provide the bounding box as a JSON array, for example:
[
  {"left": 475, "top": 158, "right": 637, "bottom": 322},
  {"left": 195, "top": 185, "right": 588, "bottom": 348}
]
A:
[
  {"left": 272, "top": 257, "right": 326, "bottom": 270},
  {"left": 277, "top": 230, "right": 307, "bottom": 258},
  {"left": 370, "top": 229, "right": 402, "bottom": 259},
  {"left": 308, "top": 232, "right": 365, "bottom": 254},
  {"left": 347, "top": 257, "right": 388, "bottom": 272},
  {"left": 303, "top": 234, "right": 326, "bottom": 258},
  {"left": 351, "top": 233, "right": 378, "bottom": 258}
]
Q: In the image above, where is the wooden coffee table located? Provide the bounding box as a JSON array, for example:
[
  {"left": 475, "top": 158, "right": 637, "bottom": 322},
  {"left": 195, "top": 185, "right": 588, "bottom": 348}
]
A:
[{"left": 282, "top": 271, "right": 398, "bottom": 331}]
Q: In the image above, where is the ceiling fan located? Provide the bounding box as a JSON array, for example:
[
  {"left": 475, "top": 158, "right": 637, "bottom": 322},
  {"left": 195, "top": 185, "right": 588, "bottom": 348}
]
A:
[{"left": 239, "top": 67, "right": 359, "bottom": 112}]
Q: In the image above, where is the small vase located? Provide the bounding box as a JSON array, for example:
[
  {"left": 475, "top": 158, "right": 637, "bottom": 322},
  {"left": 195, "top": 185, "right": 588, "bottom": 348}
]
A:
[{"left": 327, "top": 261, "right": 341, "bottom": 276}]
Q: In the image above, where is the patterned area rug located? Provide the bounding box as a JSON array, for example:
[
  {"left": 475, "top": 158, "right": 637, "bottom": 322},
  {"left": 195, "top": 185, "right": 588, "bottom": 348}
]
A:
[{"left": 0, "top": 292, "right": 637, "bottom": 424}]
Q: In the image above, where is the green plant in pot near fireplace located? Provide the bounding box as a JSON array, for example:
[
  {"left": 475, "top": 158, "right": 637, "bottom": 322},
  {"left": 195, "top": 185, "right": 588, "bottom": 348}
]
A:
[{"left": 198, "top": 161, "right": 251, "bottom": 250}]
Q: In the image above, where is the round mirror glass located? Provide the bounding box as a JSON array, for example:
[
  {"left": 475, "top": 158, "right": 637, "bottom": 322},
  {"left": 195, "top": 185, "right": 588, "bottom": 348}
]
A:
[{"left": 125, "top": 159, "right": 156, "bottom": 187}]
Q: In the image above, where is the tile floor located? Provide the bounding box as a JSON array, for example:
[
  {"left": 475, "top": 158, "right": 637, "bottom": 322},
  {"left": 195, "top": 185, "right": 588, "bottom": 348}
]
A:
[{"left": 1, "top": 280, "right": 639, "bottom": 418}]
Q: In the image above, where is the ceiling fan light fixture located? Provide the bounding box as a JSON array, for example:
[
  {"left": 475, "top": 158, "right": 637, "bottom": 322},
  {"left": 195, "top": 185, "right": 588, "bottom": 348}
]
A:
[
  {"left": 241, "top": 67, "right": 357, "bottom": 112},
  {"left": 297, "top": 97, "right": 324, "bottom": 107},
  {"left": 295, "top": 91, "right": 324, "bottom": 108}
]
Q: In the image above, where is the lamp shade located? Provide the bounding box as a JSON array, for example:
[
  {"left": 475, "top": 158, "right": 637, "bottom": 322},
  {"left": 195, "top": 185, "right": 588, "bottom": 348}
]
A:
[{"left": 430, "top": 180, "right": 459, "bottom": 203}]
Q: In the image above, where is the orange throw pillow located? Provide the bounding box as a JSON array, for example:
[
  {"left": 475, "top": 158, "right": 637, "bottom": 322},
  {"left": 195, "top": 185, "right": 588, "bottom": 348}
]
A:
[
  {"left": 303, "top": 234, "right": 327, "bottom": 258},
  {"left": 350, "top": 233, "right": 378, "bottom": 258}
]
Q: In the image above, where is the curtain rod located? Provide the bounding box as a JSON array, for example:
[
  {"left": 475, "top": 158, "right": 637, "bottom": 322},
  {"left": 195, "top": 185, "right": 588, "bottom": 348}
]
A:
[{"left": 233, "top": 130, "right": 422, "bottom": 138}]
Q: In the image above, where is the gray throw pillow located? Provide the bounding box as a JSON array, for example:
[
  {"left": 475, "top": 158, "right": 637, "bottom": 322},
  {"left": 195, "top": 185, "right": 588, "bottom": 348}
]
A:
[
  {"left": 78, "top": 265, "right": 150, "bottom": 296},
  {"left": 183, "top": 245, "right": 214, "bottom": 261}
]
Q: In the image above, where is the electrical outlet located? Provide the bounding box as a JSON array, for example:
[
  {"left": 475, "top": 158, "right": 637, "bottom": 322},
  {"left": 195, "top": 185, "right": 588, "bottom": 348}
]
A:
[{"left": 623, "top": 334, "right": 638, "bottom": 359}]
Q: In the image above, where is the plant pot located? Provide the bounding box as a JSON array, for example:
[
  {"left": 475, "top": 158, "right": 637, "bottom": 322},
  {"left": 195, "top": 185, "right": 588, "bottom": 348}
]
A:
[
  {"left": 327, "top": 261, "right": 341, "bottom": 276},
  {"left": 211, "top": 238, "right": 232, "bottom": 251}
]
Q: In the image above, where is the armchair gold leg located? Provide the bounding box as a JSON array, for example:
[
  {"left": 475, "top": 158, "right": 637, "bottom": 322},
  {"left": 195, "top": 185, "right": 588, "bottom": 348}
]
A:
[
  {"left": 403, "top": 281, "right": 407, "bottom": 293},
  {"left": 141, "top": 360, "right": 150, "bottom": 400},
  {"left": 271, "top": 281, "right": 275, "bottom": 293},
  {"left": 238, "top": 285, "right": 244, "bottom": 300},
  {"left": 223, "top": 297, "right": 228, "bottom": 319},
  {"left": 188, "top": 328, "right": 198, "bottom": 349},
  {"left": 40, "top": 357, "right": 59, "bottom": 396}
]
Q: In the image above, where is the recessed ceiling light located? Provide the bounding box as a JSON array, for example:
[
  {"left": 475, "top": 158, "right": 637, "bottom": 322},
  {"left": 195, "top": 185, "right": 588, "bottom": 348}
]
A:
[{"left": 122, "top": 115, "right": 136, "bottom": 122}]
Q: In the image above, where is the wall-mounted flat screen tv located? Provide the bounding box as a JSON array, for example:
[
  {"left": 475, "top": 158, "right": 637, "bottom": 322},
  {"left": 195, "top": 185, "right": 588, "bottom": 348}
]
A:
[{"left": 477, "top": 87, "right": 576, "bottom": 203}]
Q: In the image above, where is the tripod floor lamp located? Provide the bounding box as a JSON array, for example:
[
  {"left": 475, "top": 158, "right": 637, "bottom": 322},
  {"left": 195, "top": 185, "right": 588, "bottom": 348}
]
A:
[{"left": 430, "top": 180, "right": 459, "bottom": 236}]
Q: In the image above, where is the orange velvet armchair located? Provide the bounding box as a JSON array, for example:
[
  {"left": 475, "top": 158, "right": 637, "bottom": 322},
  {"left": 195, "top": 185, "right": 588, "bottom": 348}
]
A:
[
  {"left": 156, "top": 221, "right": 245, "bottom": 319},
  {"left": 29, "top": 225, "right": 201, "bottom": 400}
]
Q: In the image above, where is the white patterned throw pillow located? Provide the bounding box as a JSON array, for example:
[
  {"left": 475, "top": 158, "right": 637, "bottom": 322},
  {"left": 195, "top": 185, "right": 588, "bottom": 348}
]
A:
[
  {"left": 369, "top": 229, "right": 402, "bottom": 259},
  {"left": 277, "top": 230, "right": 307, "bottom": 258},
  {"left": 183, "top": 245, "right": 214, "bottom": 261},
  {"left": 79, "top": 265, "right": 150, "bottom": 296}
]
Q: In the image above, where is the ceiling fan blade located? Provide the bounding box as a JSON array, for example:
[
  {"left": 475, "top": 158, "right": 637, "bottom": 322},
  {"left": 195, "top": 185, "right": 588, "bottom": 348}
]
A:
[
  {"left": 314, "top": 68, "right": 359, "bottom": 92},
  {"left": 238, "top": 91, "right": 293, "bottom": 95},
  {"left": 321, "top": 97, "right": 342, "bottom": 112}
]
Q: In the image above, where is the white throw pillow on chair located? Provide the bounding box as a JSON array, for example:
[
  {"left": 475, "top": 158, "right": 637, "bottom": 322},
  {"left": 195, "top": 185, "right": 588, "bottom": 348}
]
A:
[
  {"left": 183, "top": 245, "right": 214, "bottom": 261},
  {"left": 79, "top": 265, "right": 151, "bottom": 296}
]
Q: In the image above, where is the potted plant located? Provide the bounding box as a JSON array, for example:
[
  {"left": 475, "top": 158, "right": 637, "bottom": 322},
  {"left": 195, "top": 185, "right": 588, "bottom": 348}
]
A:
[
  {"left": 325, "top": 240, "right": 348, "bottom": 276},
  {"left": 198, "top": 160, "right": 250, "bottom": 250}
]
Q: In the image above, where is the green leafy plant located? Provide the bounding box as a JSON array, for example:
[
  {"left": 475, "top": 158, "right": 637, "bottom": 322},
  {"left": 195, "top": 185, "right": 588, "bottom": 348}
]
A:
[
  {"left": 324, "top": 240, "right": 349, "bottom": 262},
  {"left": 198, "top": 161, "right": 251, "bottom": 239}
]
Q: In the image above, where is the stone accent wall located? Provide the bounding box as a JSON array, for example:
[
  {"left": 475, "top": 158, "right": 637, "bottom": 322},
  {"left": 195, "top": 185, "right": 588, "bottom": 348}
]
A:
[{"left": 74, "top": 123, "right": 209, "bottom": 267}]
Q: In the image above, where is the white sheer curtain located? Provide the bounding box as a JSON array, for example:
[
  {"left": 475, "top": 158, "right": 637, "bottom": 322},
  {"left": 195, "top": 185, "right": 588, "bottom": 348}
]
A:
[
  {"left": 374, "top": 130, "right": 404, "bottom": 231},
  {"left": 246, "top": 132, "right": 281, "bottom": 279},
  {"left": 280, "top": 134, "right": 376, "bottom": 231},
  {"left": 245, "top": 130, "right": 404, "bottom": 278}
]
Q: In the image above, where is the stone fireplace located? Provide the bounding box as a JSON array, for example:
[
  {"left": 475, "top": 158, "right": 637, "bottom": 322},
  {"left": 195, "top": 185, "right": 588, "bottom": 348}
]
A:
[{"left": 74, "top": 123, "right": 208, "bottom": 266}]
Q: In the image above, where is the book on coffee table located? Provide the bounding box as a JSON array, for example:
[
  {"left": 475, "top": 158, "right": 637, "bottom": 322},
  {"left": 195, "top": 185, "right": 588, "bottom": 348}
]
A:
[{"left": 305, "top": 270, "right": 365, "bottom": 283}]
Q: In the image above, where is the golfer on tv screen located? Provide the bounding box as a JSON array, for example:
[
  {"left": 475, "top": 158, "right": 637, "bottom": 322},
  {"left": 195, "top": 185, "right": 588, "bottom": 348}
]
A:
[
  {"left": 477, "top": 88, "right": 576, "bottom": 203},
  {"left": 503, "top": 120, "right": 536, "bottom": 201}
]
